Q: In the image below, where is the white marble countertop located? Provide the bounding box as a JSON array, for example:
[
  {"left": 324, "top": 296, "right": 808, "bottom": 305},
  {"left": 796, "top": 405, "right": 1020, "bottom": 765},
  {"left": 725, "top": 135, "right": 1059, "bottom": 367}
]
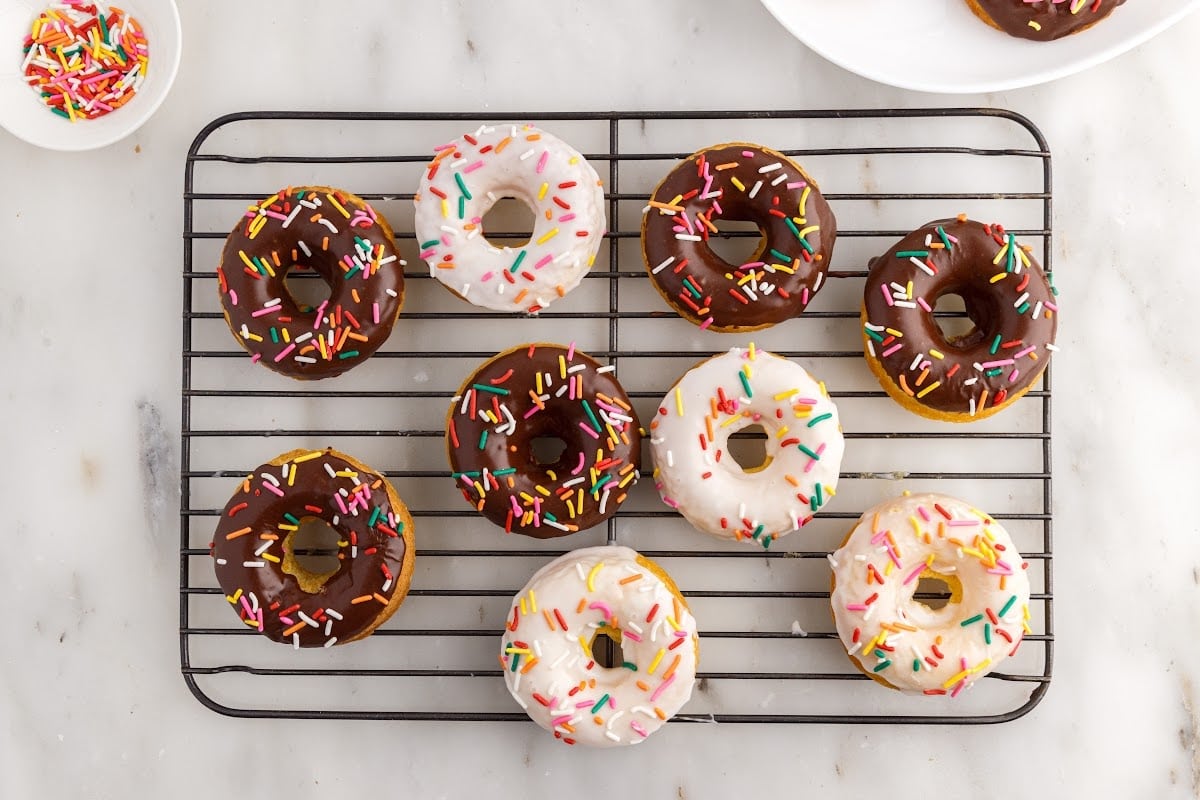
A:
[{"left": 3, "top": 2, "right": 1199, "bottom": 797}]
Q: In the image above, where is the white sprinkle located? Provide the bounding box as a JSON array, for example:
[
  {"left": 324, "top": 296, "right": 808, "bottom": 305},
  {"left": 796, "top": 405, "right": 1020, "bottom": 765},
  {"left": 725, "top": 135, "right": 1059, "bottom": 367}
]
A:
[
  {"left": 748, "top": 180, "right": 763, "bottom": 199},
  {"left": 1013, "top": 292, "right": 1030, "bottom": 309},
  {"left": 1032, "top": 301, "right": 1044, "bottom": 320},
  {"left": 550, "top": 652, "right": 569, "bottom": 669},
  {"left": 293, "top": 633, "right": 301, "bottom": 650},
  {"left": 758, "top": 162, "right": 783, "bottom": 173},
  {"left": 596, "top": 365, "right": 616, "bottom": 374},
  {"left": 910, "top": 257, "right": 935, "bottom": 277},
  {"left": 893, "top": 300, "right": 917, "bottom": 309},
  {"left": 253, "top": 541, "right": 272, "bottom": 557},
  {"left": 295, "top": 356, "right": 317, "bottom": 364},
  {"left": 666, "top": 450, "right": 674, "bottom": 468},
  {"left": 282, "top": 205, "right": 303, "bottom": 228},
  {"left": 325, "top": 620, "right": 333, "bottom": 636},
  {"left": 1045, "top": 343, "right": 1059, "bottom": 352},
  {"left": 327, "top": 608, "right": 343, "bottom": 621},
  {"left": 813, "top": 271, "right": 825, "bottom": 292},
  {"left": 969, "top": 397, "right": 977, "bottom": 416},
  {"left": 260, "top": 472, "right": 280, "bottom": 486},
  {"left": 576, "top": 562, "right": 587, "bottom": 581},
  {"left": 382, "top": 579, "right": 392, "bottom": 593},
  {"left": 243, "top": 561, "right": 265, "bottom": 568},
  {"left": 534, "top": 639, "right": 544, "bottom": 658},
  {"left": 298, "top": 241, "right": 312, "bottom": 257},
  {"left": 675, "top": 233, "right": 702, "bottom": 242},
  {"left": 604, "top": 731, "right": 621, "bottom": 743},
  {"left": 770, "top": 173, "right": 788, "bottom": 186},
  {"left": 519, "top": 148, "right": 536, "bottom": 160},
  {"left": 324, "top": 463, "right": 337, "bottom": 478},
  {"left": 324, "top": 636, "right": 338, "bottom": 648},
  {"left": 964, "top": 377, "right": 979, "bottom": 386},
  {"left": 299, "top": 611, "right": 318, "bottom": 627}
]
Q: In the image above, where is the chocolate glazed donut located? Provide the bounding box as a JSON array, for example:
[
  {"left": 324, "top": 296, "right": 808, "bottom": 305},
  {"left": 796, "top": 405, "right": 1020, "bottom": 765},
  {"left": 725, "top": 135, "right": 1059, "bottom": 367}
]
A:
[
  {"left": 642, "top": 143, "right": 836, "bottom": 333},
  {"left": 211, "top": 448, "right": 416, "bottom": 647},
  {"left": 861, "top": 216, "right": 1059, "bottom": 422},
  {"left": 966, "top": 0, "right": 1126, "bottom": 41},
  {"left": 446, "top": 343, "right": 641, "bottom": 537},
  {"left": 218, "top": 186, "right": 405, "bottom": 380}
]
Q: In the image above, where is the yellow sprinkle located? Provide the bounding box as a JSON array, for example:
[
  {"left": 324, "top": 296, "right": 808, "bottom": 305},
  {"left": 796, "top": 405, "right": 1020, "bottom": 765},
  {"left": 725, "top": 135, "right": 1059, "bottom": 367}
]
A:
[
  {"left": 529, "top": 590, "right": 537, "bottom": 613},
  {"left": 905, "top": 280, "right": 913, "bottom": 299},
  {"left": 775, "top": 426, "right": 789, "bottom": 439},
  {"left": 535, "top": 227, "right": 560, "bottom": 245},
  {"left": 227, "top": 588, "right": 243, "bottom": 605},
  {"left": 929, "top": 349, "right": 944, "bottom": 359},
  {"left": 287, "top": 467, "right": 296, "bottom": 487},
  {"left": 520, "top": 597, "right": 527, "bottom": 616},
  {"left": 675, "top": 387, "right": 684, "bottom": 417},
  {"left": 559, "top": 355, "right": 567, "bottom": 379},
  {"left": 774, "top": 389, "right": 799, "bottom": 401},
  {"left": 537, "top": 182, "right": 549, "bottom": 200},
  {"left": 916, "top": 381, "right": 942, "bottom": 399},
  {"left": 327, "top": 194, "right": 351, "bottom": 218},
  {"left": 261, "top": 552, "right": 280, "bottom": 563},
  {"left": 505, "top": 647, "right": 532, "bottom": 655},
  {"left": 748, "top": 342, "right": 757, "bottom": 360},
  {"left": 293, "top": 450, "right": 324, "bottom": 463},
  {"left": 943, "top": 669, "right": 970, "bottom": 689},
  {"left": 440, "top": 198, "right": 449, "bottom": 218},
  {"left": 992, "top": 243, "right": 1010, "bottom": 265},
  {"left": 885, "top": 327, "right": 904, "bottom": 337},
  {"left": 587, "top": 561, "right": 604, "bottom": 591},
  {"left": 800, "top": 186, "right": 812, "bottom": 215},
  {"left": 1028, "top": 20, "right": 1041, "bottom": 30},
  {"left": 731, "top": 176, "right": 746, "bottom": 192},
  {"left": 536, "top": 371, "right": 544, "bottom": 395},
  {"left": 798, "top": 225, "right": 819, "bottom": 238},
  {"left": 579, "top": 636, "right": 593, "bottom": 659},
  {"left": 990, "top": 272, "right": 1008, "bottom": 283},
  {"left": 535, "top": 485, "right": 551, "bottom": 497},
  {"left": 648, "top": 648, "right": 666, "bottom": 674}
]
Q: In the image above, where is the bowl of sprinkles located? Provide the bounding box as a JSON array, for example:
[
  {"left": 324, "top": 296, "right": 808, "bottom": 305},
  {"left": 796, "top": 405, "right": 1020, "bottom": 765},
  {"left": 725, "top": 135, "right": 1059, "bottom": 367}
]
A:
[{"left": 0, "top": 0, "right": 180, "bottom": 151}]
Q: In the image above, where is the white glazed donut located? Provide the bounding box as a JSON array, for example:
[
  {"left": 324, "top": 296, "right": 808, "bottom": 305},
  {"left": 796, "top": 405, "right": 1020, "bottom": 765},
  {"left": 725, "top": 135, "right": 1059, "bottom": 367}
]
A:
[
  {"left": 829, "top": 493, "right": 1032, "bottom": 696},
  {"left": 650, "top": 345, "right": 844, "bottom": 548},
  {"left": 500, "top": 546, "right": 699, "bottom": 747},
  {"left": 413, "top": 124, "right": 606, "bottom": 313}
]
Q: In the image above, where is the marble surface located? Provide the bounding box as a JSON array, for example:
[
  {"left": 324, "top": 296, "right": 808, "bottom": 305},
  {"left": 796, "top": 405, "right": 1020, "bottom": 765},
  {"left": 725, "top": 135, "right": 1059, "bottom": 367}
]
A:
[{"left": 2, "top": 1, "right": 1199, "bottom": 797}]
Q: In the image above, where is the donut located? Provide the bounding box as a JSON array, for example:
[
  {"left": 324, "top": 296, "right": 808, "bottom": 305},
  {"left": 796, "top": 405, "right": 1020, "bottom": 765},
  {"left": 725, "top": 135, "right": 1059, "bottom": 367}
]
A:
[
  {"left": 446, "top": 343, "right": 641, "bottom": 537},
  {"left": 211, "top": 448, "right": 416, "bottom": 647},
  {"left": 501, "top": 546, "right": 699, "bottom": 746},
  {"left": 218, "top": 186, "right": 405, "bottom": 380},
  {"left": 413, "top": 124, "right": 606, "bottom": 313},
  {"left": 641, "top": 143, "right": 836, "bottom": 332},
  {"left": 966, "top": 0, "right": 1126, "bottom": 41},
  {"left": 861, "top": 216, "right": 1058, "bottom": 421},
  {"left": 829, "top": 493, "right": 1032, "bottom": 696},
  {"left": 650, "top": 345, "right": 844, "bottom": 548}
]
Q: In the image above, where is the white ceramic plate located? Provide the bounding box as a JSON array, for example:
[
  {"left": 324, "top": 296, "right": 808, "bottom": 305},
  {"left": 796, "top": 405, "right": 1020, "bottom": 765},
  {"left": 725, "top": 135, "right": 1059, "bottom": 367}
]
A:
[
  {"left": 0, "top": 0, "right": 181, "bottom": 151},
  {"left": 759, "top": 0, "right": 1200, "bottom": 94}
]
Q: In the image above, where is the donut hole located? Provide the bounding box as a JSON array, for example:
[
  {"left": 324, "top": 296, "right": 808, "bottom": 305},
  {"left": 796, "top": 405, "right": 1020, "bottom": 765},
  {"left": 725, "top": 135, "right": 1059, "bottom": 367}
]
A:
[
  {"left": 283, "top": 267, "right": 333, "bottom": 312},
  {"left": 590, "top": 629, "right": 625, "bottom": 669},
  {"left": 912, "top": 573, "right": 961, "bottom": 612},
  {"left": 281, "top": 518, "right": 342, "bottom": 593},
  {"left": 932, "top": 292, "right": 979, "bottom": 345},
  {"left": 481, "top": 196, "right": 536, "bottom": 248},
  {"left": 703, "top": 218, "right": 765, "bottom": 268},
  {"left": 530, "top": 435, "right": 569, "bottom": 467},
  {"left": 728, "top": 424, "right": 773, "bottom": 473}
]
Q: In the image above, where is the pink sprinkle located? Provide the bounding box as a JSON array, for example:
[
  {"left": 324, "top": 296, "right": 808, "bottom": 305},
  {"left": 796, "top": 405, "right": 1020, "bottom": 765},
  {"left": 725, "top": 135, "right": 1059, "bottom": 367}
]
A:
[
  {"left": 803, "top": 442, "right": 826, "bottom": 474},
  {"left": 881, "top": 343, "right": 903, "bottom": 358},
  {"left": 588, "top": 601, "right": 613, "bottom": 619},
  {"left": 917, "top": 297, "right": 932, "bottom": 312},
  {"left": 902, "top": 563, "right": 927, "bottom": 586},
  {"left": 571, "top": 452, "right": 587, "bottom": 476},
  {"left": 576, "top": 700, "right": 594, "bottom": 709},
  {"left": 785, "top": 181, "right": 807, "bottom": 190},
  {"left": 567, "top": 341, "right": 576, "bottom": 360},
  {"left": 256, "top": 609, "right": 264, "bottom": 632},
  {"left": 463, "top": 160, "right": 485, "bottom": 173},
  {"left": 249, "top": 353, "right": 262, "bottom": 364},
  {"left": 510, "top": 495, "right": 522, "bottom": 516},
  {"left": 481, "top": 271, "right": 495, "bottom": 283},
  {"left": 948, "top": 519, "right": 980, "bottom": 527},
  {"left": 551, "top": 715, "right": 572, "bottom": 727},
  {"left": 334, "top": 493, "right": 348, "bottom": 515},
  {"left": 673, "top": 629, "right": 688, "bottom": 638},
  {"left": 312, "top": 301, "right": 328, "bottom": 330},
  {"left": 272, "top": 343, "right": 296, "bottom": 362},
  {"left": 251, "top": 306, "right": 281, "bottom": 318},
  {"left": 419, "top": 248, "right": 436, "bottom": 260},
  {"left": 536, "top": 150, "right": 549, "bottom": 174},
  {"left": 950, "top": 679, "right": 967, "bottom": 698},
  {"left": 522, "top": 405, "right": 541, "bottom": 419},
  {"left": 433, "top": 143, "right": 455, "bottom": 152},
  {"left": 534, "top": 254, "right": 554, "bottom": 269},
  {"left": 712, "top": 200, "right": 723, "bottom": 215},
  {"left": 1008, "top": 369, "right": 1020, "bottom": 382},
  {"left": 650, "top": 674, "right": 676, "bottom": 702},
  {"left": 845, "top": 603, "right": 868, "bottom": 612},
  {"left": 578, "top": 422, "right": 600, "bottom": 439},
  {"left": 372, "top": 303, "right": 380, "bottom": 324},
  {"left": 742, "top": 150, "right": 754, "bottom": 158},
  {"left": 881, "top": 283, "right": 895, "bottom": 307},
  {"left": 262, "top": 481, "right": 284, "bottom": 497},
  {"left": 608, "top": 695, "right": 617, "bottom": 709},
  {"left": 917, "top": 506, "right": 931, "bottom": 522},
  {"left": 229, "top": 290, "right": 238, "bottom": 306},
  {"left": 980, "top": 359, "right": 1015, "bottom": 369},
  {"left": 630, "top": 721, "right": 649, "bottom": 738},
  {"left": 699, "top": 317, "right": 714, "bottom": 330},
  {"left": 801, "top": 287, "right": 810, "bottom": 305},
  {"left": 262, "top": 211, "right": 288, "bottom": 221},
  {"left": 558, "top": 213, "right": 576, "bottom": 223},
  {"left": 624, "top": 631, "right": 642, "bottom": 642},
  {"left": 239, "top": 595, "right": 254, "bottom": 616},
  {"left": 279, "top": 616, "right": 293, "bottom": 626},
  {"left": 1013, "top": 345, "right": 1036, "bottom": 359},
  {"left": 1045, "top": 302, "right": 1058, "bottom": 312}
]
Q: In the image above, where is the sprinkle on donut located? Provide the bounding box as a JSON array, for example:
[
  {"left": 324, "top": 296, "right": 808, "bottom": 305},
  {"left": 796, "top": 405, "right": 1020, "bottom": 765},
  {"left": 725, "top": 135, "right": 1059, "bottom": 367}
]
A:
[
  {"left": 414, "top": 124, "right": 606, "bottom": 313},
  {"left": 642, "top": 143, "right": 837, "bottom": 332},
  {"left": 211, "top": 448, "right": 416, "bottom": 648},
  {"left": 650, "top": 345, "right": 844, "bottom": 548},
  {"left": 446, "top": 343, "right": 641, "bottom": 537},
  {"left": 217, "top": 186, "right": 406, "bottom": 380},
  {"left": 829, "top": 493, "right": 1032, "bottom": 696},
  {"left": 501, "top": 546, "right": 699, "bottom": 747},
  {"left": 861, "top": 215, "right": 1058, "bottom": 421},
  {"left": 966, "top": 0, "right": 1127, "bottom": 41}
]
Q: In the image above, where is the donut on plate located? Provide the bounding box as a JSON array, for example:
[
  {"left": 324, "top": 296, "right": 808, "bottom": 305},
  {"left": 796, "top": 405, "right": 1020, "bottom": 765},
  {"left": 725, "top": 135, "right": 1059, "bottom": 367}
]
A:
[
  {"left": 829, "top": 493, "right": 1032, "bottom": 696},
  {"left": 414, "top": 124, "right": 606, "bottom": 314},
  {"left": 641, "top": 143, "right": 836, "bottom": 332},
  {"left": 650, "top": 345, "right": 844, "bottom": 548},
  {"left": 861, "top": 215, "right": 1058, "bottom": 421},
  {"left": 966, "top": 0, "right": 1126, "bottom": 41},
  {"left": 217, "top": 186, "right": 405, "bottom": 380},
  {"left": 446, "top": 343, "right": 640, "bottom": 537},
  {"left": 211, "top": 448, "right": 415, "bottom": 647},
  {"left": 501, "top": 545, "right": 699, "bottom": 746}
]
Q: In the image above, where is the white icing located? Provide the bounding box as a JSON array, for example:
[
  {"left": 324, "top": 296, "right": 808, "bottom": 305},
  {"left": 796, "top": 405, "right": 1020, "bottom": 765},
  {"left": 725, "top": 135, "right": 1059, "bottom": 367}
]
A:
[
  {"left": 501, "top": 546, "right": 699, "bottom": 747},
  {"left": 414, "top": 124, "right": 605, "bottom": 313},
  {"left": 830, "top": 493, "right": 1033, "bottom": 695},
  {"left": 650, "top": 347, "right": 844, "bottom": 546}
]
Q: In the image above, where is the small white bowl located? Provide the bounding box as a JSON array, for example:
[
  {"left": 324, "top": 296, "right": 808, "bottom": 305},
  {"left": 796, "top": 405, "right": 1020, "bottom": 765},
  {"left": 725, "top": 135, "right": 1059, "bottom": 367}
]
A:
[{"left": 0, "top": 0, "right": 181, "bottom": 151}]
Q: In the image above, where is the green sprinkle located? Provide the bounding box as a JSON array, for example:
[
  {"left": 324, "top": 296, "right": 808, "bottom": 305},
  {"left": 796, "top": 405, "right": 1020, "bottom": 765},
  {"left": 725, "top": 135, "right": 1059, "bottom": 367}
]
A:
[
  {"left": 590, "top": 474, "right": 613, "bottom": 496},
  {"left": 936, "top": 226, "right": 953, "bottom": 251},
  {"left": 984, "top": 623, "right": 993, "bottom": 645},
  {"left": 1017, "top": 302, "right": 1030, "bottom": 315},
  {"left": 752, "top": 524, "right": 764, "bottom": 540},
  {"left": 544, "top": 512, "right": 557, "bottom": 522},
  {"left": 269, "top": 328, "right": 279, "bottom": 344},
  {"left": 798, "top": 444, "right": 820, "bottom": 460},
  {"left": 478, "top": 430, "right": 488, "bottom": 450},
  {"left": 761, "top": 535, "right": 772, "bottom": 550},
  {"left": 682, "top": 277, "right": 702, "bottom": 299},
  {"left": 117, "top": 44, "right": 128, "bottom": 61},
  {"left": 873, "top": 660, "right": 892, "bottom": 673},
  {"left": 493, "top": 467, "right": 518, "bottom": 476},
  {"left": 509, "top": 250, "right": 527, "bottom": 273},
  {"left": 471, "top": 383, "right": 510, "bottom": 395},
  {"left": 985, "top": 368, "right": 1003, "bottom": 378},
  {"left": 784, "top": 218, "right": 815, "bottom": 252},
  {"left": 998, "top": 595, "right": 1018, "bottom": 618},
  {"left": 622, "top": 662, "right": 638, "bottom": 671},
  {"left": 591, "top": 694, "right": 610, "bottom": 714},
  {"left": 510, "top": 652, "right": 520, "bottom": 672},
  {"left": 989, "top": 334, "right": 1002, "bottom": 355},
  {"left": 344, "top": 266, "right": 361, "bottom": 280},
  {"left": 769, "top": 248, "right": 791, "bottom": 263},
  {"left": 815, "top": 483, "right": 824, "bottom": 506},
  {"left": 283, "top": 513, "right": 301, "bottom": 525},
  {"left": 457, "top": 196, "right": 466, "bottom": 219},
  {"left": 420, "top": 239, "right": 440, "bottom": 249},
  {"left": 454, "top": 172, "right": 472, "bottom": 199},
  {"left": 874, "top": 649, "right": 887, "bottom": 659},
  {"left": 337, "top": 350, "right": 360, "bottom": 360},
  {"left": 960, "top": 614, "right": 984, "bottom": 627},
  {"left": 895, "top": 250, "right": 930, "bottom": 258},
  {"left": 807, "top": 413, "right": 833, "bottom": 428},
  {"left": 1005, "top": 234, "right": 1016, "bottom": 273},
  {"left": 99, "top": 13, "right": 108, "bottom": 41},
  {"left": 50, "top": 105, "right": 70, "bottom": 119},
  {"left": 913, "top": 659, "right": 922, "bottom": 672},
  {"left": 738, "top": 370, "right": 753, "bottom": 398},
  {"left": 450, "top": 470, "right": 481, "bottom": 479},
  {"left": 581, "top": 399, "right": 602, "bottom": 432},
  {"left": 367, "top": 506, "right": 381, "bottom": 527},
  {"left": 864, "top": 327, "right": 884, "bottom": 343}
]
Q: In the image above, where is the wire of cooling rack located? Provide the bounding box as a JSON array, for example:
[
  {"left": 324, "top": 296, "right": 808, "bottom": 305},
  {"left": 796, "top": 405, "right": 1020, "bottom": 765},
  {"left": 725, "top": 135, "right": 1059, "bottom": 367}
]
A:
[{"left": 181, "top": 109, "right": 1053, "bottom": 724}]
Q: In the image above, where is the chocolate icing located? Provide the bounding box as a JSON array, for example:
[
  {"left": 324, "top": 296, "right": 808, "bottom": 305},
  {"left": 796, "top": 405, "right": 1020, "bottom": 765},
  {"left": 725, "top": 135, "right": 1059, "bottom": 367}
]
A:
[
  {"left": 218, "top": 186, "right": 405, "bottom": 380},
  {"left": 641, "top": 143, "right": 836, "bottom": 332},
  {"left": 862, "top": 218, "right": 1058, "bottom": 417},
  {"left": 211, "top": 448, "right": 414, "bottom": 646},
  {"left": 447, "top": 344, "right": 641, "bottom": 538},
  {"left": 971, "top": 0, "right": 1126, "bottom": 41}
]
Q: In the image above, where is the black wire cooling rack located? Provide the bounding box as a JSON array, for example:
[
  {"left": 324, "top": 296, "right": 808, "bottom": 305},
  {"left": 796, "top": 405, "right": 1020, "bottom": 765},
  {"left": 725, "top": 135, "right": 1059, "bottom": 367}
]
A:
[{"left": 180, "top": 109, "right": 1053, "bottom": 724}]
